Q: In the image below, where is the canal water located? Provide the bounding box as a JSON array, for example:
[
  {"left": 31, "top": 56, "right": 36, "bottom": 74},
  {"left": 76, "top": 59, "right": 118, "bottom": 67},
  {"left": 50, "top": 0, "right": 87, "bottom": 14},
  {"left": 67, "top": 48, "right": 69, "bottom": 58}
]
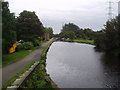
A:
[{"left": 46, "top": 41, "right": 120, "bottom": 88}]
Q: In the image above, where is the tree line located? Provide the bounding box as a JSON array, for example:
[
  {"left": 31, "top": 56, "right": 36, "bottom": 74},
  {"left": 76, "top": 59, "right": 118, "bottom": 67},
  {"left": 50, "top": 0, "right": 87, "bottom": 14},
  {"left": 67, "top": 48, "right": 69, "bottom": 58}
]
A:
[
  {"left": 58, "top": 18, "right": 120, "bottom": 56},
  {"left": 2, "top": 1, "right": 53, "bottom": 54},
  {"left": 94, "top": 15, "right": 120, "bottom": 56},
  {"left": 59, "top": 23, "right": 97, "bottom": 40},
  {"left": 2, "top": 1, "right": 120, "bottom": 56}
]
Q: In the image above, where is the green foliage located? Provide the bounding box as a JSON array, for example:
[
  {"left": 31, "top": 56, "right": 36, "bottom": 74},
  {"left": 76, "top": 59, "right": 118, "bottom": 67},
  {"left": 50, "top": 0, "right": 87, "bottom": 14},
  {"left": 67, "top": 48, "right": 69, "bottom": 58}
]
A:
[
  {"left": 17, "top": 10, "right": 44, "bottom": 42},
  {"left": 3, "top": 41, "right": 47, "bottom": 67},
  {"left": 94, "top": 31, "right": 106, "bottom": 50},
  {"left": 21, "top": 61, "right": 54, "bottom": 88},
  {"left": 40, "top": 60, "right": 46, "bottom": 66},
  {"left": 36, "top": 80, "right": 47, "bottom": 88},
  {"left": 41, "top": 54, "right": 46, "bottom": 60},
  {"left": 21, "top": 39, "right": 57, "bottom": 89},
  {"left": 73, "top": 39, "right": 94, "bottom": 45},
  {"left": 17, "top": 42, "right": 34, "bottom": 50},
  {"left": 67, "top": 31, "right": 75, "bottom": 40},
  {"left": 2, "top": 2, "right": 17, "bottom": 54},
  {"left": 22, "top": 42, "right": 33, "bottom": 50},
  {"left": 62, "top": 23, "right": 79, "bottom": 32},
  {"left": 2, "top": 49, "right": 32, "bottom": 67},
  {"left": 32, "top": 39, "right": 40, "bottom": 46},
  {"left": 60, "top": 31, "right": 75, "bottom": 40},
  {"left": 94, "top": 16, "right": 120, "bottom": 56},
  {"left": 60, "top": 23, "right": 96, "bottom": 40},
  {"left": 44, "top": 27, "right": 54, "bottom": 38},
  {"left": 17, "top": 43, "right": 23, "bottom": 51}
]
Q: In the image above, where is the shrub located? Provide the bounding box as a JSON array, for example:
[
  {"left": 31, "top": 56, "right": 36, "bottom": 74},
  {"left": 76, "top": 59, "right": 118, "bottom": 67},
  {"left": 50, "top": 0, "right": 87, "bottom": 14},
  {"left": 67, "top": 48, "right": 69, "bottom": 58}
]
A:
[
  {"left": 40, "top": 60, "right": 46, "bottom": 66},
  {"left": 16, "top": 43, "right": 23, "bottom": 51},
  {"left": 22, "top": 42, "right": 33, "bottom": 50},
  {"left": 17, "top": 42, "right": 34, "bottom": 51},
  {"left": 36, "top": 80, "right": 47, "bottom": 88},
  {"left": 41, "top": 54, "right": 46, "bottom": 60},
  {"left": 32, "top": 39, "right": 40, "bottom": 46}
]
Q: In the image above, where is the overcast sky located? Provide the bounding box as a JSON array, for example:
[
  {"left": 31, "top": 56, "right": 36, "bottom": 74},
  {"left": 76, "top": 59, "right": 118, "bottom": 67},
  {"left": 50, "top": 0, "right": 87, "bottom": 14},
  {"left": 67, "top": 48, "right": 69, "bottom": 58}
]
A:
[{"left": 6, "top": 0, "right": 118, "bottom": 34}]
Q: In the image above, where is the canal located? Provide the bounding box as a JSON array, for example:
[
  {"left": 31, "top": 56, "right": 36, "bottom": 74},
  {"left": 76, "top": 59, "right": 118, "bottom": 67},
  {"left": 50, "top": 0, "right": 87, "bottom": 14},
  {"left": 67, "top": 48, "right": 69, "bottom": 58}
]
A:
[{"left": 46, "top": 41, "right": 119, "bottom": 88}]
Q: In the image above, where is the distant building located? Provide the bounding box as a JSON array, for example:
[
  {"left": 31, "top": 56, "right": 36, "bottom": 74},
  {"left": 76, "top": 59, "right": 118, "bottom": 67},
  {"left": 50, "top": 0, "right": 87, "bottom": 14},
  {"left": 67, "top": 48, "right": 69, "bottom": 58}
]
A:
[{"left": 118, "top": 1, "right": 120, "bottom": 15}]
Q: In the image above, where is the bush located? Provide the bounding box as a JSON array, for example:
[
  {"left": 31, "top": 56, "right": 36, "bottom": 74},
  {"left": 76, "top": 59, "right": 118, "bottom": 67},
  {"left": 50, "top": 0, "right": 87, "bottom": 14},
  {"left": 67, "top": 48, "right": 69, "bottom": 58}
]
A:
[
  {"left": 16, "top": 43, "right": 23, "bottom": 51},
  {"left": 32, "top": 39, "right": 40, "bottom": 46},
  {"left": 40, "top": 60, "right": 46, "bottom": 66},
  {"left": 22, "top": 42, "right": 33, "bottom": 50},
  {"left": 36, "top": 80, "right": 47, "bottom": 88},
  {"left": 17, "top": 42, "right": 33, "bottom": 51},
  {"left": 41, "top": 54, "right": 46, "bottom": 60}
]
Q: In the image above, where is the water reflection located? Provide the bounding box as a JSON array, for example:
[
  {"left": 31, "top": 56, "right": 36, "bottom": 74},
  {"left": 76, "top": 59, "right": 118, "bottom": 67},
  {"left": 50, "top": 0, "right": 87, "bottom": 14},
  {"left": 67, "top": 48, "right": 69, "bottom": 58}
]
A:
[
  {"left": 100, "top": 54, "right": 119, "bottom": 72},
  {"left": 100, "top": 54, "right": 120, "bottom": 88},
  {"left": 46, "top": 42, "right": 119, "bottom": 88}
]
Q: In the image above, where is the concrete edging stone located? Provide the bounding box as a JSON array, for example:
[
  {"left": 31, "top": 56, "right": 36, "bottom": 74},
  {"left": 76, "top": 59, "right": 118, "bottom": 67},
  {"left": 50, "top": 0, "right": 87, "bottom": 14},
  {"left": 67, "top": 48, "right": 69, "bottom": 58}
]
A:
[{"left": 6, "top": 61, "right": 40, "bottom": 90}]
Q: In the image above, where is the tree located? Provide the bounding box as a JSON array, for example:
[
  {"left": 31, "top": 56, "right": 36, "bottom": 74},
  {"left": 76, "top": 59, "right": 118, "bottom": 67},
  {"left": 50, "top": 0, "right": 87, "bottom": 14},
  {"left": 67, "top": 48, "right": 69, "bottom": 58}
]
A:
[
  {"left": 94, "top": 15, "right": 120, "bottom": 56},
  {"left": 44, "top": 27, "right": 53, "bottom": 38},
  {"left": 104, "top": 17, "right": 119, "bottom": 55},
  {"left": 94, "top": 30, "right": 106, "bottom": 50},
  {"left": 59, "top": 31, "right": 75, "bottom": 39},
  {"left": 68, "top": 31, "right": 75, "bottom": 40},
  {"left": 60, "top": 23, "right": 79, "bottom": 39},
  {"left": 2, "top": 2, "right": 17, "bottom": 54},
  {"left": 17, "top": 10, "right": 44, "bottom": 42},
  {"left": 60, "top": 23, "right": 95, "bottom": 40},
  {"left": 61, "top": 23, "right": 79, "bottom": 33}
]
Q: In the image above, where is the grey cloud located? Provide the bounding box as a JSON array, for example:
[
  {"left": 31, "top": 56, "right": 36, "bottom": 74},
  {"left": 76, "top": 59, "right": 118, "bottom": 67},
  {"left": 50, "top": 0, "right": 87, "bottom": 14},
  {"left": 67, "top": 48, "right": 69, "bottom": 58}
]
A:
[{"left": 6, "top": 0, "right": 118, "bottom": 34}]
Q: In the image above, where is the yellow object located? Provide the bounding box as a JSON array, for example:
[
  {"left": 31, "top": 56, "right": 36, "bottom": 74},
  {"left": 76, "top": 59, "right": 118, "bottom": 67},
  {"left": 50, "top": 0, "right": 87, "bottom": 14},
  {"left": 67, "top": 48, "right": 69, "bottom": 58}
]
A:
[
  {"left": 13, "top": 41, "right": 17, "bottom": 48},
  {"left": 9, "top": 41, "right": 17, "bottom": 54}
]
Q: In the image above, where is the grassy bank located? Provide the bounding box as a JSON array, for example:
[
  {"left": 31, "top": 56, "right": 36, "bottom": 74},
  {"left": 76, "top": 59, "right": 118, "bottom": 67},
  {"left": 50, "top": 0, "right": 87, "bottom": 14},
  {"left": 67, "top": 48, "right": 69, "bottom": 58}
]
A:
[
  {"left": 2, "top": 41, "right": 47, "bottom": 67},
  {"left": 61, "top": 39, "right": 94, "bottom": 45},
  {"left": 20, "top": 39, "right": 58, "bottom": 89},
  {"left": 73, "top": 39, "right": 94, "bottom": 45},
  {"left": 2, "top": 61, "right": 35, "bottom": 89}
]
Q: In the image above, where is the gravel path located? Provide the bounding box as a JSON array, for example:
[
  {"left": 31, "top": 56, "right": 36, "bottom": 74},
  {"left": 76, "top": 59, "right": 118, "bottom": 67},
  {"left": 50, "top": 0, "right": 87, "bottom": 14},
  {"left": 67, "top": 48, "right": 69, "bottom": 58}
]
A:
[{"left": 2, "top": 39, "right": 53, "bottom": 86}]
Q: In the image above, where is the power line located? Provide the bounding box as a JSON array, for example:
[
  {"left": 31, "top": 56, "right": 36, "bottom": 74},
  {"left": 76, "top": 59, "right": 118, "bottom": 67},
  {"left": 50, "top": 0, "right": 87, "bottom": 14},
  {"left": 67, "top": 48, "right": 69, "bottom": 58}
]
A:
[
  {"left": 107, "top": 0, "right": 114, "bottom": 20},
  {"left": 118, "top": 1, "right": 120, "bottom": 15}
]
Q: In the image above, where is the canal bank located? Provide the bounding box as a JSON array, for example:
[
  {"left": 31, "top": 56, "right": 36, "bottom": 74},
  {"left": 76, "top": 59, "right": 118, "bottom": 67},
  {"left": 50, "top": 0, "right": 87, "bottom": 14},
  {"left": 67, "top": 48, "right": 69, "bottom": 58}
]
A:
[
  {"left": 60, "top": 39, "right": 94, "bottom": 45},
  {"left": 19, "top": 38, "right": 59, "bottom": 89}
]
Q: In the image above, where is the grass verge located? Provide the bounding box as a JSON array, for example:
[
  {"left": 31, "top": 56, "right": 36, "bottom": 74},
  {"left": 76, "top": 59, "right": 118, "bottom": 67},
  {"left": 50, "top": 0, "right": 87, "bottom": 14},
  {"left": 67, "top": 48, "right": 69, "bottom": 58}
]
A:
[
  {"left": 73, "top": 39, "right": 94, "bottom": 45},
  {"left": 20, "top": 39, "right": 58, "bottom": 89},
  {"left": 2, "top": 41, "right": 47, "bottom": 67},
  {"left": 2, "top": 61, "right": 35, "bottom": 90}
]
